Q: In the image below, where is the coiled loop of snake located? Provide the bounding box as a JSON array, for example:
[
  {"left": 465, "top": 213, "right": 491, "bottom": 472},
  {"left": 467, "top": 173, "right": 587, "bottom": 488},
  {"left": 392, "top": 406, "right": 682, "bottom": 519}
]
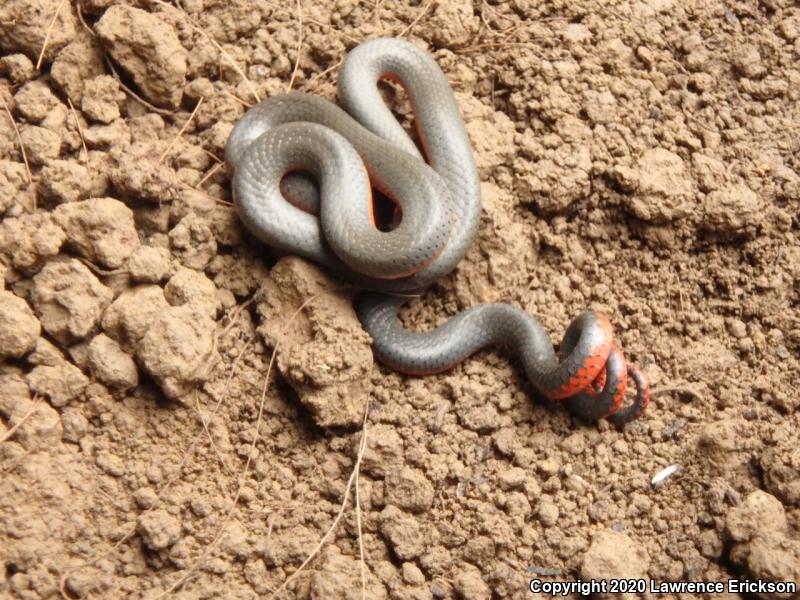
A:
[{"left": 225, "top": 37, "right": 649, "bottom": 424}]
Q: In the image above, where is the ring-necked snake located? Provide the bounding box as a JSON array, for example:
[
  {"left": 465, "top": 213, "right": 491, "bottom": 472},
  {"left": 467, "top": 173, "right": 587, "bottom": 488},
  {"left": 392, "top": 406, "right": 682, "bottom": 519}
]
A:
[{"left": 225, "top": 37, "right": 650, "bottom": 424}]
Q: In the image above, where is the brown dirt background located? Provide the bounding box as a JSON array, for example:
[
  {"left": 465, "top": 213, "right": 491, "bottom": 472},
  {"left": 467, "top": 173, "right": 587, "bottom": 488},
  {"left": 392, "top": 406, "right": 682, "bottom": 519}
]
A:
[{"left": 1, "top": 0, "right": 799, "bottom": 599}]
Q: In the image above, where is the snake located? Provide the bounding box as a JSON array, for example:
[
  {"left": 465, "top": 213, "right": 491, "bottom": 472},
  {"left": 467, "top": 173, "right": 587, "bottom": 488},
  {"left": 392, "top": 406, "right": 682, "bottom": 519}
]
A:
[{"left": 225, "top": 37, "right": 650, "bottom": 424}]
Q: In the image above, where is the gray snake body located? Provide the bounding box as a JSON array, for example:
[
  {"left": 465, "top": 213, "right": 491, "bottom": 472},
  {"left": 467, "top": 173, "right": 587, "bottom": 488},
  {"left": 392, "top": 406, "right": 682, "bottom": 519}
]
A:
[{"left": 225, "top": 37, "right": 649, "bottom": 424}]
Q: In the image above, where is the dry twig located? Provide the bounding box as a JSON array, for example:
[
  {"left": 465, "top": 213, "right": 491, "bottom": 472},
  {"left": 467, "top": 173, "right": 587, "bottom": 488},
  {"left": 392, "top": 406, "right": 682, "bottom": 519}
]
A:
[
  {"left": 1, "top": 96, "right": 33, "bottom": 190},
  {"left": 286, "top": 0, "right": 304, "bottom": 92},
  {"left": 104, "top": 57, "right": 177, "bottom": 116},
  {"left": 397, "top": 0, "right": 434, "bottom": 38},
  {"left": 150, "top": 288, "right": 346, "bottom": 598},
  {"left": 195, "top": 161, "right": 224, "bottom": 189},
  {"left": 36, "top": 0, "right": 67, "bottom": 70},
  {"left": 151, "top": 0, "right": 261, "bottom": 104},
  {"left": 159, "top": 96, "right": 204, "bottom": 164},
  {"left": 66, "top": 97, "right": 89, "bottom": 162},
  {"left": 267, "top": 403, "right": 370, "bottom": 600},
  {"left": 0, "top": 397, "right": 42, "bottom": 444},
  {"left": 60, "top": 301, "right": 255, "bottom": 599}
]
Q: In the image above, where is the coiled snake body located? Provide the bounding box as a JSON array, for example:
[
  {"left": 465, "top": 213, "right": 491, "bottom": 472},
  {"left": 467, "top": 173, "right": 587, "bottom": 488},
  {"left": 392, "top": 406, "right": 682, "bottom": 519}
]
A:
[{"left": 226, "top": 38, "right": 649, "bottom": 424}]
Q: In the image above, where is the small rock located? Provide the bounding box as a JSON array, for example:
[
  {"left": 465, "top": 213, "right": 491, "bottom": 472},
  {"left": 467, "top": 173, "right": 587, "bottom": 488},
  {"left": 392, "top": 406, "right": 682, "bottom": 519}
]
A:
[
  {"left": 696, "top": 529, "right": 723, "bottom": 560},
  {"left": 723, "top": 470, "right": 800, "bottom": 597},
  {"left": 27, "top": 336, "right": 65, "bottom": 366},
  {"left": 458, "top": 402, "right": 501, "bottom": 432},
  {"left": 452, "top": 564, "right": 490, "bottom": 600},
  {"left": 168, "top": 213, "right": 217, "bottom": 270},
  {"left": 498, "top": 467, "right": 527, "bottom": 491},
  {"left": 761, "top": 442, "right": 800, "bottom": 506},
  {"left": 109, "top": 151, "right": 183, "bottom": 204},
  {"left": 61, "top": 407, "right": 89, "bottom": 443},
  {"left": 516, "top": 144, "right": 592, "bottom": 214},
  {"left": 0, "top": 54, "right": 34, "bottom": 84},
  {"left": 427, "top": 0, "right": 480, "bottom": 48},
  {"left": 379, "top": 506, "right": 430, "bottom": 560},
  {"left": 727, "top": 318, "right": 748, "bottom": 339},
  {"left": 431, "top": 580, "right": 450, "bottom": 599},
  {"left": 256, "top": 257, "right": 373, "bottom": 428},
  {"left": 402, "top": 562, "right": 425, "bottom": 586},
  {"left": 732, "top": 44, "right": 765, "bottom": 79},
  {"left": 95, "top": 5, "right": 188, "bottom": 109},
  {"left": 38, "top": 160, "right": 93, "bottom": 204},
  {"left": 581, "top": 530, "right": 650, "bottom": 582},
  {"left": 583, "top": 89, "right": 618, "bottom": 125},
  {"left": 126, "top": 245, "right": 171, "bottom": 283},
  {"left": 53, "top": 197, "right": 140, "bottom": 268},
  {"left": 0, "top": 160, "right": 30, "bottom": 213},
  {"left": 206, "top": 253, "right": 268, "bottom": 297},
  {"left": 132, "top": 487, "right": 159, "bottom": 509},
  {"left": 87, "top": 333, "right": 138, "bottom": 390},
  {"left": 8, "top": 399, "right": 62, "bottom": 450},
  {"left": 137, "top": 508, "right": 181, "bottom": 550},
  {"left": 19, "top": 124, "right": 61, "bottom": 165},
  {"left": 691, "top": 152, "right": 727, "bottom": 193},
  {"left": 32, "top": 258, "right": 113, "bottom": 344},
  {"left": 68, "top": 339, "right": 92, "bottom": 371},
  {"left": 169, "top": 187, "right": 217, "bottom": 223},
  {"left": 164, "top": 267, "right": 219, "bottom": 318},
  {"left": 261, "top": 524, "right": 317, "bottom": 567},
  {"left": 778, "top": 16, "right": 800, "bottom": 41},
  {"left": 126, "top": 120, "right": 165, "bottom": 150},
  {"left": 102, "top": 285, "right": 169, "bottom": 348},
  {"left": 50, "top": 34, "right": 107, "bottom": 104},
  {"left": 0, "top": 290, "right": 40, "bottom": 358},
  {"left": 14, "top": 80, "right": 63, "bottom": 123},
  {"left": 725, "top": 490, "right": 787, "bottom": 543},
  {"left": 702, "top": 184, "right": 763, "bottom": 237},
  {"left": 538, "top": 501, "right": 560, "bottom": 527},
  {"left": 84, "top": 118, "right": 131, "bottom": 149},
  {"left": 81, "top": 75, "right": 126, "bottom": 123},
  {"left": 0, "top": 0, "right": 78, "bottom": 62},
  {"left": 538, "top": 457, "right": 560, "bottom": 477},
  {"left": 697, "top": 418, "right": 750, "bottom": 475},
  {"left": 0, "top": 373, "right": 32, "bottom": 418},
  {"left": 27, "top": 361, "right": 89, "bottom": 407},
  {"left": 207, "top": 205, "right": 245, "bottom": 247},
  {"left": 361, "top": 423, "right": 404, "bottom": 477},
  {"left": 95, "top": 450, "right": 125, "bottom": 477},
  {"left": 385, "top": 467, "right": 435, "bottom": 513},
  {"left": 560, "top": 432, "right": 586, "bottom": 455},
  {"left": 621, "top": 149, "right": 693, "bottom": 222},
  {"left": 739, "top": 531, "right": 800, "bottom": 599},
  {"left": 135, "top": 304, "right": 216, "bottom": 402}
]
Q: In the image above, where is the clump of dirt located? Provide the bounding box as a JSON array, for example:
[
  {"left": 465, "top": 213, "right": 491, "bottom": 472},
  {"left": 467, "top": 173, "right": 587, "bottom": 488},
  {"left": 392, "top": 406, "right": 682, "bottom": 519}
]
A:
[{"left": 1, "top": 0, "right": 799, "bottom": 599}]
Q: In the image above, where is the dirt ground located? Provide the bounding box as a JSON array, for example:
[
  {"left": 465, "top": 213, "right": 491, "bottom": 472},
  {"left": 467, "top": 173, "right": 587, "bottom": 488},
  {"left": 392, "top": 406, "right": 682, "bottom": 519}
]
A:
[{"left": 1, "top": 0, "right": 799, "bottom": 598}]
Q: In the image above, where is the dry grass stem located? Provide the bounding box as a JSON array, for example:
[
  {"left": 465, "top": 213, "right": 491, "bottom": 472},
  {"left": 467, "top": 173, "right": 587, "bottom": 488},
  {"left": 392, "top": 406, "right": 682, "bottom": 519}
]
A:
[
  {"left": 66, "top": 97, "right": 89, "bottom": 162},
  {"left": 151, "top": 0, "right": 261, "bottom": 104},
  {"left": 36, "top": 0, "right": 67, "bottom": 70},
  {"left": 398, "top": 0, "right": 434, "bottom": 38},
  {"left": 1, "top": 96, "right": 33, "bottom": 190},
  {"left": 286, "top": 0, "right": 304, "bottom": 92},
  {"left": 0, "top": 396, "right": 42, "bottom": 444},
  {"left": 159, "top": 96, "right": 204, "bottom": 164}
]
